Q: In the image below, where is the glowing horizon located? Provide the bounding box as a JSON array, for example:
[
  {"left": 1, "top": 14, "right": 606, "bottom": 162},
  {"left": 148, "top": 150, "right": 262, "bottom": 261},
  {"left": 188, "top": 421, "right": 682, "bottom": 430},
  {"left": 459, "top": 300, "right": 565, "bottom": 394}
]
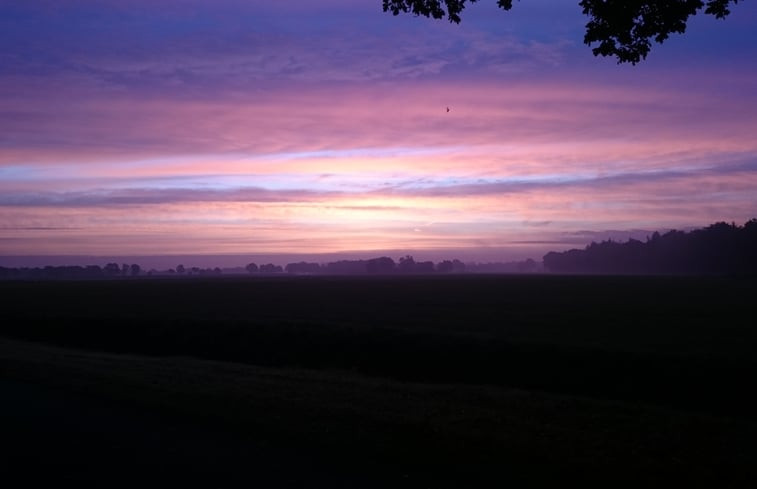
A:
[{"left": 2, "top": 1, "right": 757, "bottom": 264}]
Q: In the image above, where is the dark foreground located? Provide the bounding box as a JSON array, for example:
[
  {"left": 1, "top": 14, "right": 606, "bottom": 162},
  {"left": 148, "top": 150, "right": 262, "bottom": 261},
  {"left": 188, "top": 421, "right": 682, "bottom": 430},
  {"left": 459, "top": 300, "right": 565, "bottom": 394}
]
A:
[{"left": 2, "top": 275, "right": 756, "bottom": 487}]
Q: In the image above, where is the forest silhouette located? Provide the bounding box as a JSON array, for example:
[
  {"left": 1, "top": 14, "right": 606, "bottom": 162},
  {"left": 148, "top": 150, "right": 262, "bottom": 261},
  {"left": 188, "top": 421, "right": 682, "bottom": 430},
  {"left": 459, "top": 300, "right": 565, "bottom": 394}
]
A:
[
  {"left": 2, "top": 218, "right": 755, "bottom": 279},
  {"left": 544, "top": 219, "right": 757, "bottom": 275}
]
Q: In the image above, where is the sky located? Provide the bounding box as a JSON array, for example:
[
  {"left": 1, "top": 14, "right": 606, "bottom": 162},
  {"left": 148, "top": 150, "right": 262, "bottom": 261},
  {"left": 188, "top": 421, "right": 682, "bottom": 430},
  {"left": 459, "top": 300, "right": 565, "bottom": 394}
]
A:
[{"left": 2, "top": 0, "right": 757, "bottom": 267}]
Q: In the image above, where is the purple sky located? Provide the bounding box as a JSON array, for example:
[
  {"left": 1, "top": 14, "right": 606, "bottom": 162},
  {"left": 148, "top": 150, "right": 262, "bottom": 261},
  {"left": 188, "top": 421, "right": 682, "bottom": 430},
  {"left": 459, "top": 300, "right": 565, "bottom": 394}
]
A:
[{"left": 2, "top": 0, "right": 757, "bottom": 267}]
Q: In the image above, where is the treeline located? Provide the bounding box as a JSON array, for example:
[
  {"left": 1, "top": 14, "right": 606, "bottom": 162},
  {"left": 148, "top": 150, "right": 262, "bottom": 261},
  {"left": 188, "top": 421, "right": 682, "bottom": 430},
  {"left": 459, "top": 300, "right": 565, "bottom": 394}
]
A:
[
  {"left": 254, "top": 256, "right": 467, "bottom": 275},
  {"left": 0, "top": 255, "right": 544, "bottom": 280},
  {"left": 543, "top": 219, "right": 757, "bottom": 275},
  {"left": 0, "top": 263, "right": 141, "bottom": 280},
  {"left": 0, "top": 257, "right": 470, "bottom": 280},
  {"left": 8, "top": 218, "right": 754, "bottom": 279},
  {"left": 0, "top": 262, "right": 227, "bottom": 280},
  {"left": 260, "top": 256, "right": 541, "bottom": 275}
]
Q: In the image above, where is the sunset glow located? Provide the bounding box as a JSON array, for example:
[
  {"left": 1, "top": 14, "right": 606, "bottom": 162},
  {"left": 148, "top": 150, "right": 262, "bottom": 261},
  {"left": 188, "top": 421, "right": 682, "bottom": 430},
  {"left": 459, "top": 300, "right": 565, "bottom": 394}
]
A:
[{"left": 2, "top": 1, "right": 756, "bottom": 266}]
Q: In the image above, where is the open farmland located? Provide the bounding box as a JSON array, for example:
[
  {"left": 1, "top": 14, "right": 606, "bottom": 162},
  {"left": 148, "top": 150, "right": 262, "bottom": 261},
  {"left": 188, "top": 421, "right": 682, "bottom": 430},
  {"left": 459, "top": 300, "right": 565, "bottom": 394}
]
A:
[{"left": 2, "top": 275, "right": 756, "bottom": 486}]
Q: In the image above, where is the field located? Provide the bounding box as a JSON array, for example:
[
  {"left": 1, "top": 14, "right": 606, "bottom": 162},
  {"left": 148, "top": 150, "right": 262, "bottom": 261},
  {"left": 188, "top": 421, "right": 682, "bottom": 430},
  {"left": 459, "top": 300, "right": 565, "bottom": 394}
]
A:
[{"left": 2, "top": 274, "right": 756, "bottom": 487}]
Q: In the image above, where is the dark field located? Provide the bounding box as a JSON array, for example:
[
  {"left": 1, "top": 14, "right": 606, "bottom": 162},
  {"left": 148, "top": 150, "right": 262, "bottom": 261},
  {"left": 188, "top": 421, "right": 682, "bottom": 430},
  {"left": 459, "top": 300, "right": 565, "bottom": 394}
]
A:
[{"left": 2, "top": 274, "right": 756, "bottom": 487}]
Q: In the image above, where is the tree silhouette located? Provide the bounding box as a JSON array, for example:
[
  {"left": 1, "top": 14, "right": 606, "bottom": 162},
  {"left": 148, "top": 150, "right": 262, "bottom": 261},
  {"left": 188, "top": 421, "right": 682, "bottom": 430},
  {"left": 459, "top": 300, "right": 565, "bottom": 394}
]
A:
[
  {"left": 285, "top": 262, "right": 321, "bottom": 274},
  {"left": 260, "top": 263, "right": 283, "bottom": 273},
  {"left": 542, "top": 219, "right": 757, "bottom": 275},
  {"left": 398, "top": 255, "right": 416, "bottom": 273},
  {"left": 366, "top": 256, "right": 396, "bottom": 274},
  {"left": 382, "top": 0, "right": 740, "bottom": 64},
  {"left": 104, "top": 263, "right": 120, "bottom": 277}
]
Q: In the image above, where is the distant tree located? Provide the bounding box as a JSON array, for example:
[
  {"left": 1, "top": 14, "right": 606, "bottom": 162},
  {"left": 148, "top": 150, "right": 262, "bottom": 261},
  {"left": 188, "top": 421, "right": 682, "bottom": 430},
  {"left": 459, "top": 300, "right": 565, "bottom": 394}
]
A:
[
  {"left": 366, "top": 256, "right": 396, "bottom": 274},
  {"left": 517, "top": 258, "right": 537, "bottom": 273},
  {"left": 437, "top": 259, "right": 467, "bottom": 273},
  {"left": 382, "top": 0, "right": 741, "bottom": 64},
  {"left": 213, "top": 267, "right": 222, "bottom": 275},
  {"left": 542, "top": 218, "right": 757, "bottom": 274},
  {"left": 245, "top": 262, "right": 259, "bottom": 274},
  {"left": 176, "top": 264, "right": 186, "bottom": 275},
  {"left": 85, "top": 265, "right": 103, "bottom": 278},
  {"left": 324, "top": 259, "right": 368, "bottom": 274},
  {"left": 285, "top": 262, "right": 321, "bottom": 274},
  {"left": 260, "top": 263, "right": 283, "bottom": 273},
  {"left": 398, "top": 255, "right": 416, "bottom": 273},
  {"left": 104, "top": 262, "right": 120, "bottom": 277},
  {"left": 416, "top": 260, "right": 436, "bottom": 273},
  {"left": 130, "top": 263, "right": 141, "bottom": 276}
]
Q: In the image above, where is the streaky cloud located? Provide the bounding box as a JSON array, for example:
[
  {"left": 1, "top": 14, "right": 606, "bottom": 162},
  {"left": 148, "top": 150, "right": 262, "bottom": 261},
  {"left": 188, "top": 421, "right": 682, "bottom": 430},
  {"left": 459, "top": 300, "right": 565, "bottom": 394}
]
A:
[{"left": 0, "top": 186, "right": 339, "bottom": 207}]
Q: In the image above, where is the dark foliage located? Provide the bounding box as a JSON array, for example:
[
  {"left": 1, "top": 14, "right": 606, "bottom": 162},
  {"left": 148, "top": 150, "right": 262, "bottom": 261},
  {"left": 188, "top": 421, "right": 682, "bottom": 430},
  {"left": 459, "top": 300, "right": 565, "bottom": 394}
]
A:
[
  {"left": 284, "top": 261, "right": 322, "bottom": 274},
  {"left": 259, "top": 263, "right": 283, "bottom": 273},
  {"left": 322, "top": 259, "right": 369, "bottom": 274},
  {"left": 382, "top": 0, "right": 740, "bottom": 63},
  {"left": 544, "top": 219, "right": 757, "bottom": 274},
  {"left": 436, "top": 259, "right": 466, "bottom": 273},
  {"left": 366, "top": 256, "right": 397, "bottom": 273},
  {"left": 383, "top": 0, "right": 515, "bottom": 23},
  {"left": 0, "top": 264, "right": 145, "bottom": 280}
]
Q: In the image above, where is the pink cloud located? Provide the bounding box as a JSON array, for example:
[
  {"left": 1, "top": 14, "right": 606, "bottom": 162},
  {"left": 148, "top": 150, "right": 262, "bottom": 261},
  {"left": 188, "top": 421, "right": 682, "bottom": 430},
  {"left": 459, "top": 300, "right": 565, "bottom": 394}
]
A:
[
  {"left": 3, "top": 77, "right": 756, "bottom": 166},
  {"left": 2, "top": 75, "right": 756, "bottom": 259}
]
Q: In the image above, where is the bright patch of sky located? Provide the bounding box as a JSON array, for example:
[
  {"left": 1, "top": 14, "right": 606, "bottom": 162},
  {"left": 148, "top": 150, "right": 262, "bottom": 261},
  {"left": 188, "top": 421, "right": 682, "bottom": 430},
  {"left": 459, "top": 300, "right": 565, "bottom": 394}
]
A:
[{"left": 1, "top": 0, "right": 756, "bottom": 262}]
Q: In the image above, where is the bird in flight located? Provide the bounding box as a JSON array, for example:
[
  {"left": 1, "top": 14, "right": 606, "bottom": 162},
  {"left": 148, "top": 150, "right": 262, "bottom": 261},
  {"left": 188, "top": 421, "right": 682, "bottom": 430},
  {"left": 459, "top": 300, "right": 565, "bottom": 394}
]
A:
[{"left": 446, "top": 107, "right": 450, "bottom": 113}]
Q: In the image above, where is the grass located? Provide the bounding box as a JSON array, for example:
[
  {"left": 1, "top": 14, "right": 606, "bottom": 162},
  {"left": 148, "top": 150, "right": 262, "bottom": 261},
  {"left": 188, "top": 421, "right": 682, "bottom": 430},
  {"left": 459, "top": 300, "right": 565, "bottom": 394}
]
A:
[
  {"left": 2, "top": 274, "right": 756, "bottom": 486},
  {"left": 3, "top": 337, "right": 756, "bottom": 487}
]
